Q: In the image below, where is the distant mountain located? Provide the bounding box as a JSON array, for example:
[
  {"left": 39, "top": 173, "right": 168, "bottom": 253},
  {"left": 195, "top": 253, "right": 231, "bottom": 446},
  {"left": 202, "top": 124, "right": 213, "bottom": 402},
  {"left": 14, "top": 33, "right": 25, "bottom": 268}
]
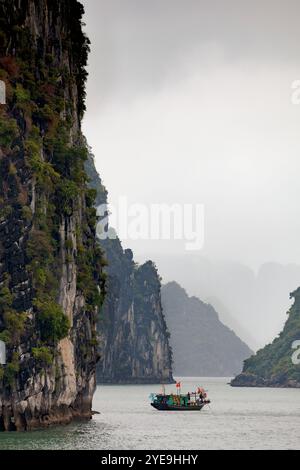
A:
[
  {"left": 205, "top": 295, "right": 257, "bottom": 350},
  {"left": 161, "top": 282, "right": 253, "bottom": 377},
  {"left": 138, "top": 253, "right": 300, "bottom": 349},
  {"left": 232, "top": 288, "right": 300, "bottom": 388}
]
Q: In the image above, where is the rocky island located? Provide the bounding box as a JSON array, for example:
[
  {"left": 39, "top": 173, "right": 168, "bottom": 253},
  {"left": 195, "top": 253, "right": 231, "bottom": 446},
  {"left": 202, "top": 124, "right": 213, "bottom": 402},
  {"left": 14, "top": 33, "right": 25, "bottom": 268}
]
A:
[
  {"left": 86, "top": 154, "right": 174, "bottom": 385},
  {"left": 0, "top": 0, "right": 106, "bottom": 430},
  {"left": 0, "top": 0, "right": 174, "bottom": 434},
  {"left": 232, "top": 288, "right": 300, "bottom": 388}
]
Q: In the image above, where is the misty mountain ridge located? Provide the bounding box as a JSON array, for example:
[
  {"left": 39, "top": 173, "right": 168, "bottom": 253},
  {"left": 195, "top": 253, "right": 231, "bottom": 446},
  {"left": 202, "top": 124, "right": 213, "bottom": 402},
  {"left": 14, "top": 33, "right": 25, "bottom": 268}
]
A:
[
  {"left": 137, "top": 253, "right": 300, "bottom": 350},
  {"left": 162, "top": 282, "right": 253, "bottom": 377}
]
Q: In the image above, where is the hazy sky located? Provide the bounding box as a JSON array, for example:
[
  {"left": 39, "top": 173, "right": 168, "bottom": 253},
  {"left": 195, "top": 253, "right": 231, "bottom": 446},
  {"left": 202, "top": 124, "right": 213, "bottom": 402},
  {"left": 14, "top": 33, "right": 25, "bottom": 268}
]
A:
[{"left": 81, "top": 0, "right": 300, "bottom": 271}]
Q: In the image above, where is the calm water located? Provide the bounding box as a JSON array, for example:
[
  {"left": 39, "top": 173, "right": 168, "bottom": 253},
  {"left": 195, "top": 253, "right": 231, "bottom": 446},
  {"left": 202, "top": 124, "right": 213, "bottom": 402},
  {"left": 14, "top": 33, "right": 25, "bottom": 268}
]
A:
[{"left": 0, "top": 378, "right": 299, "bottom": 450}]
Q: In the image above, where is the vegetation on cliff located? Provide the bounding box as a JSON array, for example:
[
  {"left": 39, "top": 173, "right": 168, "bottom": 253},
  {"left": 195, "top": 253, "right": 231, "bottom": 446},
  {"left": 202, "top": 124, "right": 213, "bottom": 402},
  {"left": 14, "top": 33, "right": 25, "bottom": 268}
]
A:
[
  {"left": 0, "top": 0, "right": 105, "bottom": 429},
  {"left": 231, "top": 288, "right": 300, "bottom": 388}
]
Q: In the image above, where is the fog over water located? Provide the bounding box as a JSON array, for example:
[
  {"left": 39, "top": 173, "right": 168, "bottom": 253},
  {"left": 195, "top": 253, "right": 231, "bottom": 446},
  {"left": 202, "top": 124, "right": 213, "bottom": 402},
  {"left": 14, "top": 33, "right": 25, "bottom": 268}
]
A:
[{"left": 81, "top": 0, "right": 300, "bottom": 347}]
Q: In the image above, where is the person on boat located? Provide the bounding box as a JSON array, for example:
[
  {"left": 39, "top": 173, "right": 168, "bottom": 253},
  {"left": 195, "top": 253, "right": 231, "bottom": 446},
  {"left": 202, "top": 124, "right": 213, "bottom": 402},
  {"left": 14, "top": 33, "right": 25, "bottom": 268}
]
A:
[{"left": 197, "top": 387, "right": 207, "bottom": 403}]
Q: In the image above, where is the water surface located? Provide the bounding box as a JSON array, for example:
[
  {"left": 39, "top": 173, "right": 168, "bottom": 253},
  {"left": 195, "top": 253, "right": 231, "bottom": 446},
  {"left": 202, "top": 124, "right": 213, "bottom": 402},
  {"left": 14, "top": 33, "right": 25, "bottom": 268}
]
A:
[{"left": 0, "top": 378, "right": 299, "bottom": 450}]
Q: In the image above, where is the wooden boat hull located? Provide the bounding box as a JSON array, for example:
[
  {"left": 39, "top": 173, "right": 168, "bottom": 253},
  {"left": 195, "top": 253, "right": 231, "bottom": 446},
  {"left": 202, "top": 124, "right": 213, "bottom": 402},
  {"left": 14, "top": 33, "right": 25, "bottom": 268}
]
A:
[{"left": 151, "top": 403, "right": 206, "bottom": 411}]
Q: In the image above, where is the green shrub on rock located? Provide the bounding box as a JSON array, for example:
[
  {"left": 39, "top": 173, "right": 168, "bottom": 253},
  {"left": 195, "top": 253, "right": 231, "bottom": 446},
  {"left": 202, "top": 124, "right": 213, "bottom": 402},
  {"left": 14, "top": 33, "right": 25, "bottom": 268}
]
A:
[
  {"left": 4, "top": 352, "right": 20, "bottom": 385},
  {"left": 34, "top": 299, "right": 70, "bottom": 344},
  {"left": 2, "top": 311, "right": 26, "bottom": 344},
  {"left": 0, "top": 115, "right": 19, "bottom": 148},
  {"left": 0, "top": 287, "right": 13, "bottom": 311},
  {"left": 32, "top": 347, "right": 53, "bottom": 367}
]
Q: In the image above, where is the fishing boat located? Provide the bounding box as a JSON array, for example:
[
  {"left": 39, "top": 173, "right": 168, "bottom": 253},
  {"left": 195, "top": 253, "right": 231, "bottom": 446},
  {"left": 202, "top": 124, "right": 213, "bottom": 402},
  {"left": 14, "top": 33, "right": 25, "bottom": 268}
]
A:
[{"left": 150, "top": 382, "right": 210, "bottom": 411}]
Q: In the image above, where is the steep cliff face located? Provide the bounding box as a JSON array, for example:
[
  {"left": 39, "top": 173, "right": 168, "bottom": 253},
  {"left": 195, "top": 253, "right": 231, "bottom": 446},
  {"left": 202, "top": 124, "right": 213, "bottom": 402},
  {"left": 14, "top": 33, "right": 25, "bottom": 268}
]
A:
[
  {"left": 99, "top": 251, "right": 174, "bottom": 384},
  {"left": 0, "top": 1, "right": 104, "bottom": 430},
  {"left": 86, "top": 155, "right": 174, "bottom": 384},
  {"left": 232, "top": 288, "right": 300, "bottom": 388},
  {"left": 162, "top": 282, "right": 253, "bottom": 377}
]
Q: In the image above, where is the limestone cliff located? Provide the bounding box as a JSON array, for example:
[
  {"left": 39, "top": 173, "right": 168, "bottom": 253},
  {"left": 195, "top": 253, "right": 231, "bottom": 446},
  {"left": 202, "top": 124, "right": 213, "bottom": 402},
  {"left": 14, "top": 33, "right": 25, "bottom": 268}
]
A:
[
  {"left": 232, "top": 288, "right": 300, "bottom": 388},
  {"left": 0, "top": 0, "right": 105, "bottom": 430},
  {"left": 86, "top": 155, "right": 174, "bottom": 384}
]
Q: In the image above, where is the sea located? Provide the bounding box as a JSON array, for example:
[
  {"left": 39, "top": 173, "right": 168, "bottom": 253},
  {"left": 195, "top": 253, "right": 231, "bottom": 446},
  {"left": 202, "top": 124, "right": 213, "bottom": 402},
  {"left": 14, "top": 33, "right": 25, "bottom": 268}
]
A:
[{"left": 0, "top": 377, "right": 299, "bottom": 450}]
